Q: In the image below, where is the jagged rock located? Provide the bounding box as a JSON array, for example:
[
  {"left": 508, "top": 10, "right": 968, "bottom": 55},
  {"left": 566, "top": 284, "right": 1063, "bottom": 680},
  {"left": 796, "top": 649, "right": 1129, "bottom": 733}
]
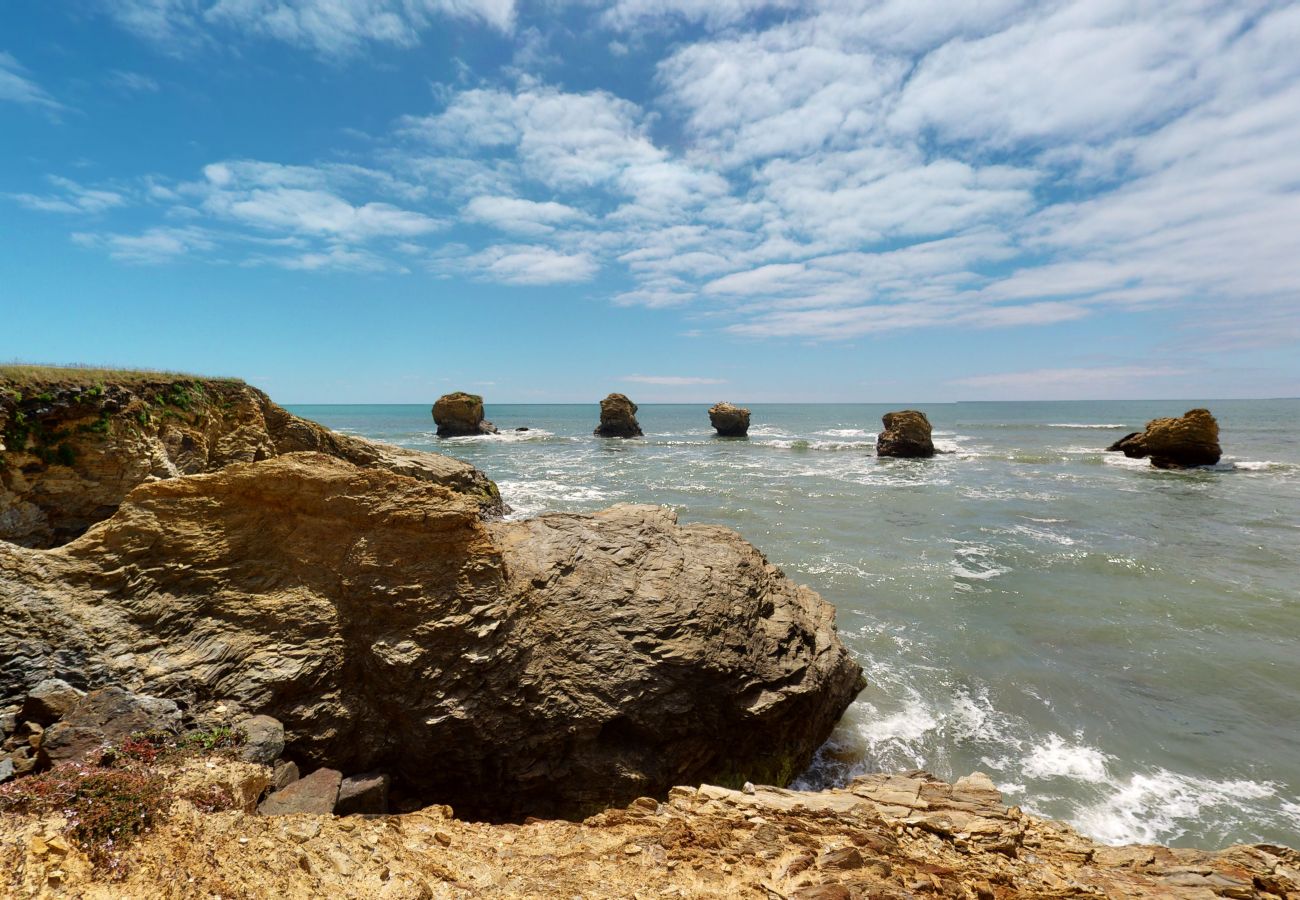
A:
[
  {"left": 594, "top": 393, "right": 643, "bottom": 438},
  {"left": 432, "top": 392, "right": 498, "bottom": 437},
  {"left": 1106, "top": 408, "right": 1221, "bottom": 468},
  {"left": 876, "top": 410, "right": 935, "bottom": 458},
  {"left": 0, "top": 370, "right": 503, "bottom": 547},
  {"left": 0, "top": 452, "right": 861, "bottom": 820},
  {"left": 336, "top": 772, "right": 390, "bottom": 815},
  {"left": 259, "top": 767, "right": 342, "bottom": 816},
  {"left": 0, "top": 757, "right": 12, "bottom": 783},
  {"left": 237, "top": 715, "right": 285, "bottom": 765},
  {"left": 38, "top": 686, "right": 181, "bottom": 766},
  {"left": 19, "top": 678, "right": 84, "bottom": 726},
  {"left": 708, "top": 402, "right": 750, "bottom": 437}
]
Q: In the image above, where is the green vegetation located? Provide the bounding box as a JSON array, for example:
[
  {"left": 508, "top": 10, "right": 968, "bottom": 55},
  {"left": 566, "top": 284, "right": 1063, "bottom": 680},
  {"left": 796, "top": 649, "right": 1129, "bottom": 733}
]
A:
[
  {"left": 0, "top": 724, "right": 248, "bottom": 872},
  {"left": 0, "top": 363, "right": 242, "bottom": 390}
]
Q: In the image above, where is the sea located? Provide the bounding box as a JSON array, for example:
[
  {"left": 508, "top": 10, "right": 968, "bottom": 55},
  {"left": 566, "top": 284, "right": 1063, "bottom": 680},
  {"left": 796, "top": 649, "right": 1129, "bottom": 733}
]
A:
[{"left": 287, "top": 400, "right": 1300, "bottom": 850}]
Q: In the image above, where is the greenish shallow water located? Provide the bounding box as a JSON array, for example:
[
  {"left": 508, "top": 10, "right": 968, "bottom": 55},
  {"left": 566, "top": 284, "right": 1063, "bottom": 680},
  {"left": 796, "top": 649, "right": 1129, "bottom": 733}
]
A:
[{"left": 288, "top": 400, "right": 1300, "bottom": 849}]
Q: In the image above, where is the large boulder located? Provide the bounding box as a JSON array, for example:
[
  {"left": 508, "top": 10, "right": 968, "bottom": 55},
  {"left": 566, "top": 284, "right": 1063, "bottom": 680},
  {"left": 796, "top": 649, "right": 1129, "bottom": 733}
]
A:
[
  {"left": 708, "top": 402, "right": 750, "bottom": 437},
  {"left": 0, "top": 370, "right": 503, "bottom": 548},
  {"left": 432, "top": 392, "right": 498, "bottom": 438},
  {"left": 1106, "top": 409, "right": 1221, "bottom": 468},
  {"left": 38, "top": 686, "right": 181, "bottom": 766},
  {"left": 594, "top": 393, "right": 643, "bottom": 438},
  {"left": 0, "top": 452, "right": 862, "bottom": 821},
  {"left": 876, "top": 410, "right": 935, "bottom": 458}
]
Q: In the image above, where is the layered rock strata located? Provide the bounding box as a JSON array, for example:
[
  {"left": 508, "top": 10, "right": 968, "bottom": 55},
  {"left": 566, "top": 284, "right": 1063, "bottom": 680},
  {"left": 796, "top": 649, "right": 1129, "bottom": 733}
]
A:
[
  {"left": 708, "top": 402, "right": 751, "bottom": 437},
  {"left": 3, "top": 757, "right": 1294, "bottom": 899},
  {"left": 0, "top": 452, "right": 862, "bottom": 820},
  {"left": 594, "top": 393, "right": 643, "bottom": 438},
  {"left": 875, "top": 410, "right": 935, "bottom": 459},
  {"left": 0, "top": 370, "right": 502, "bottom": 547},
  {"left": 432, "top": 392, "right": 498, "bottom": 437},
  {"left": 1107, "top": 408, "right": 1222, "bottom": 468}
]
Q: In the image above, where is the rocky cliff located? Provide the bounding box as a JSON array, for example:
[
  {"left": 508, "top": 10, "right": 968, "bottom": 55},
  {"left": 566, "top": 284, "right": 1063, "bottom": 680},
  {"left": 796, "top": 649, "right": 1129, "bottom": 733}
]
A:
[
  {"left": 2, "top": 753, "right": 1294, "bottom": 899},
  {"left": 0, "top": 368, "right": 503, "bottom": 547},
  {"left": 1, "top": 441, "right": 862, "bottom": 819}
]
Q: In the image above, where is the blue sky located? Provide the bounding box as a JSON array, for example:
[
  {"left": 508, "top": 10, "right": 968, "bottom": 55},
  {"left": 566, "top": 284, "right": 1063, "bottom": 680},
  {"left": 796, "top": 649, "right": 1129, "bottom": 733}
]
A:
[{"left": 2, "top": 0, "right": 1298, "bottom": 403}]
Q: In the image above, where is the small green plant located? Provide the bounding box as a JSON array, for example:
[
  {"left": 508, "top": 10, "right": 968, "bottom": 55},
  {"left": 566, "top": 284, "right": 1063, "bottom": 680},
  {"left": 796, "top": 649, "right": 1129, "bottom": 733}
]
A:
[
  {"left": 36, "top": 391, "right": 54, "bottom": 402},
  {"left": 181, "top": 725, "right": 242, "bottom": 753}
]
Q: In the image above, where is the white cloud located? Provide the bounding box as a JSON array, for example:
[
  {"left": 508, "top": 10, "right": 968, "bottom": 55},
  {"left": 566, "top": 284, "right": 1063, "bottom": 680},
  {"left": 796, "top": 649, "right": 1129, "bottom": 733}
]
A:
[
  {"left": 464, "top": 195, "right": 585, "bottom": 235},
  {"left": 72, "top": 226, "right": 215, "bottom": 264},
  {"left": 108, "top": 70, "right": 161, "bottom": 93},
  {"left": 0, "top": 51, "right": 64, "bottom": 113},
  {"left": 622, "top": 374, "right": 726, "bottom": 385},
  {"left": 9, "top": 176, "right": 127, "bottom": 215},
  {"left": 105, "top": 0, "right": 515, "bottom": 54},
  {"left": 459, "top": 245, "right": 598, "bottom": 284}
]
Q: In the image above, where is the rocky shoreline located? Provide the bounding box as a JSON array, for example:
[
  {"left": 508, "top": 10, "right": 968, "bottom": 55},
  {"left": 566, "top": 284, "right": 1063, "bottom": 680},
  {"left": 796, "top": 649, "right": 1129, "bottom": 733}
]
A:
[{"left": 1, "top": 369, "right": 1292, "bottom": 897}]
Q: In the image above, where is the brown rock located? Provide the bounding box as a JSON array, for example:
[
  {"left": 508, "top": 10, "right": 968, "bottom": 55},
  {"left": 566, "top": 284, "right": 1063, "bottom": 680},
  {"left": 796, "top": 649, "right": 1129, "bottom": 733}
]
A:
[
  {"left": 39, "top": 686, "right": 181, "bottom": 766},
  {"left": 431, "top": 392, "right": 498, "bottom": 438},
  {"left": 708, "top": 402, "right": 751, "bottom": 437},
  {"left": 19, "top": 678, "right": 85, "bottom": 726},
  {"left": 336, "top": 772, "right": 390, "bottom": 815},
  {"left": 0, "top": 370, "right": 503, "bottom": 549},
  {"left": 594, "top": 393, "right": 643, "bottom": 438},
  {"left": 259, "top": 767, "right": 342, "bottom": 816},
  {"left": 876, "top": 410, "right": 935, "bottom": 458},
  {"left": 1106, "top": 408, "right": 1221, "bottom": 468},
  {"left": 0, "top": 453, "right": 862, "bottom": 821}
]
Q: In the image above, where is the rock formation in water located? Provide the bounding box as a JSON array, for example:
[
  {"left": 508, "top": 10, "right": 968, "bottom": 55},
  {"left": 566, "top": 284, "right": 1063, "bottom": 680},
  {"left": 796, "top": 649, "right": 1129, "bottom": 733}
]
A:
[
  {"left": 708, "top": 402, "right": 751, "bottom": 437},
  {"left": 431, "top": 391, "right": 498, "bottom": 437},
  {"left": 0, "top": 369, "right": 502, "bottom": 547},
  {"left": 3, "top": 750, "right": 1294, "bottom": 899},
  {"left": 594, "top": 393, "right": 643, "bottom": 438},
  {"left": 0, "top": 447, "right": 861, "bottom": 820},
  {"left": 875, "top": 410, "right": 935, "bottom": 458},
  {"left": 1106, "top": 408, "right": 1222, "bottom": 468}
]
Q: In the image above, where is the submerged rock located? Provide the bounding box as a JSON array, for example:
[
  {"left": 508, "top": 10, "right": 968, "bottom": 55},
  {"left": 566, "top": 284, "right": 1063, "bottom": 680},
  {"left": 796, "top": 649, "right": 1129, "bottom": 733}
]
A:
[
  {"left": 594, "top": 393, "right": 643, "bottom": 438},
  {"left": 0, "top": 452, "right": 862, "bottom": 820},
  {"left": 876, "top": 410, "right": 935, "bottom": 458},
  {"left": 0, "top": 370, "right": 503, "bottom": 547},
  {"left": 432, "top": 391, "right": 498, "bottom": 438},
  {"left": 708, "top": 402, "right": 750, "bottom": 437},
  {"left": 1106, "top": 408, "right": 1221, "bottom": 468}
]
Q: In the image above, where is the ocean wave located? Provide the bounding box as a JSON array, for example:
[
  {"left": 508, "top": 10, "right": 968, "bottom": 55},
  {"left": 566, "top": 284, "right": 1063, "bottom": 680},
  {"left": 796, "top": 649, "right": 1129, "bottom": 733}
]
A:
[
  {"left": 951, "top": 544, "right": 1009, "bottom": 581},
  {"left": 442, "top": 427, "right": 560, "bottom": 444},
  {"left": 815, "top": 428, "right": 876, "bottom": 438},
  {"left": 1068, "top": 771, "right": 1280, "bottom": 846},
  {"left": 1022, "top": 735, "right": 1110, "bottom": 783},
  {"left": 499, "top": 479, "right": 612, "bottom": 519},
  {"left": 1047, "top": 423, "right": 1130, "bottom": 429}
]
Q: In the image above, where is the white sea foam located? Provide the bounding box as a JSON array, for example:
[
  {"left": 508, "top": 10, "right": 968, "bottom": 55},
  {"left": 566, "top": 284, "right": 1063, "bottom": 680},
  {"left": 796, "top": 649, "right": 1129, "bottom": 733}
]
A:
[
  {"left": 1022, "top": 735, "right": 1111, "bottom": 783},
  {"left": 1069, "top": 771, "right": 1278, "bottom": 846},
  {"left": 1048, "top": 423, "right": 1130, "bottom": 429},
  {"left": 951, "top": 544, "right": 1009, "bottom": 580},
  {"left": 441, "top": 428, "right": 558, "bottom": 444},
  {"left": 499, "top": 479, "right": 611, "bottom": 519},
  {"left": 816, "top": 428, "right": 876, "bottom": 438},
  {"left": 1009, "top": 524, "right": 1077, "bottom": 546}
]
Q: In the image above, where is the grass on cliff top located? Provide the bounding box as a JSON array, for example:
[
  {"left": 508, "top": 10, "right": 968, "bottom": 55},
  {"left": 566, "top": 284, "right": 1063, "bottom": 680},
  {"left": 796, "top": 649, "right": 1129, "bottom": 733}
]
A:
[{"left": 0, "top": 364, "right": 244, "bottom": 390}]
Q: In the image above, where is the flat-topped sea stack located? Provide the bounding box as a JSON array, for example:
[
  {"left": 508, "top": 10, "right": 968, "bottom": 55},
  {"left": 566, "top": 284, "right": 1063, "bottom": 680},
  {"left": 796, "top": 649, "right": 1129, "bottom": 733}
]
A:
[
  {"left": 594, "top": 392, "right": 642, "bottom": 438},
  {"left": 708, "top": 401, "right": 750, "bottom": 437},
  {"left": 876, "top": 409, "right": 935, "bottom": 458},
  {"left": 432, "top": 391, "right": 498, "bottom": 437},
  {"left": 0, "top": 367, "right": 503, "bottom": 546},
  {"left": 1107, "top": 408, "right": 1221, "bottom": 468}
]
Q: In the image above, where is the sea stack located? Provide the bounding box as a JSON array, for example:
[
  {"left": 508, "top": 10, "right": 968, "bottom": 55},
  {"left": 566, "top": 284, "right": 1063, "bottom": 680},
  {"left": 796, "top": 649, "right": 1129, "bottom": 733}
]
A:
[
  {"left": 1106, "top": 408, "right": 1221, "bottom": 468},
  {"left": 594, "top": 393, "right": 643, "bottom": 438},
  {"left": 432, "top": 391, "right": 498, "bottom": 437},
  {"left": 876, "top": 409, "right": 935, "bottom": 458},
  {"left": 708, "top": 402, "right": 750, "bottom": 437}
]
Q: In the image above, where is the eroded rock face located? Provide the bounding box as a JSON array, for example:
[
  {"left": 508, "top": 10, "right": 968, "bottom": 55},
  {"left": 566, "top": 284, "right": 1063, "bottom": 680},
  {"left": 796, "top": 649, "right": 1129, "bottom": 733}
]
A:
[
  {"left": 1106, "top": 408, "right": 1221, "bottom": 468},
  {"left": 432, "top": 392, "right": 498, "bottom": 437},
  {"left": 594, "top": 393, "right": 643, "bottom": 438},
  {"left": 876, "top": 410, "right": 935, "bottom": 458},
  {"left": 0, "top": 453, "right": 862, "bottom": 821},
  {"left": 0, "top": 373, "right": 502, "bottom": 547},
  {"left": 708, "top": 402, "right": 751, "bottom": 437}
]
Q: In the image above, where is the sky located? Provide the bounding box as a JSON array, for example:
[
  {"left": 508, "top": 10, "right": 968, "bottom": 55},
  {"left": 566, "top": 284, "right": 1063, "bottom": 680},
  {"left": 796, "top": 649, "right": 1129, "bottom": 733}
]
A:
[{"left": 2, "top": 0, "right": 1299, "bottom": 403}]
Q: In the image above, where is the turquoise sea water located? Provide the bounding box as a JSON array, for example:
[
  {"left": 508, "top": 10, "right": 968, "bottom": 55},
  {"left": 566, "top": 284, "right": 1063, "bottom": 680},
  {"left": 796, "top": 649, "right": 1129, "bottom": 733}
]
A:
[{"left": 288, "top": 400, "right": 1300, "bottom": 849}]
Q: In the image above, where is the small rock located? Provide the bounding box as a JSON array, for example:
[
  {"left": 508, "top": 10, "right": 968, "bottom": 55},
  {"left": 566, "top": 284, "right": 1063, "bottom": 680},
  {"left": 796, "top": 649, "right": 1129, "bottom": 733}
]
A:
[
  {"left": 237, "top": 715, "right": 285, "bottom": 765},
  {"left": 876, "top": 410, "right": 935, "bottom": 458},
  {"left": 708, "top": 402, "right": 751, "bottom": 437},
  {"left": 0, "top": 757, "right": 14, "bottom": 783},
  {"left": 819, "top": 847, "right": 864, "bottom": 871},
  {"left": 434, "top": 831, "right": 452, "bottom": 847},
  {"left": 742, "top": 781, "right": 756, "bottom": 794},
  {"left": 336, "top": 771, "right": 390, "bottom": 815},
  {"left": 258, "top": 767, "right": 342, "bottom": 816},
  {"left": 272, "top": 760, "right": 300, "bottom": 791},
  {"left": 20, "top": 679, "right": 85, "bottom": 726}
]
